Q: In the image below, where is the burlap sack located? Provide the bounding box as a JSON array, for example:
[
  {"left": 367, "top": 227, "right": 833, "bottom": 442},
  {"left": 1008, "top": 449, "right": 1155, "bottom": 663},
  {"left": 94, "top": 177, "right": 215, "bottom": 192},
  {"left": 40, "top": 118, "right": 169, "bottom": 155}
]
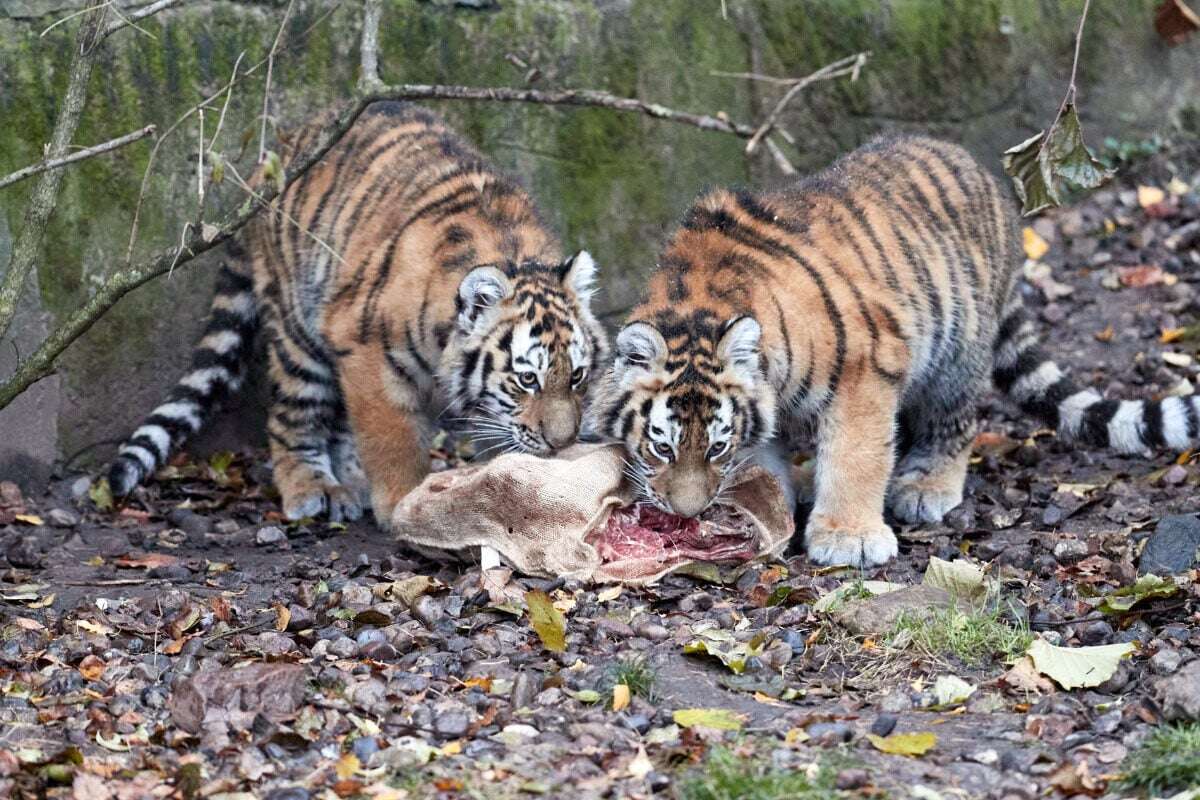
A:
[{"left": 390, "top": 444, "right": 794, "bottom": 584}]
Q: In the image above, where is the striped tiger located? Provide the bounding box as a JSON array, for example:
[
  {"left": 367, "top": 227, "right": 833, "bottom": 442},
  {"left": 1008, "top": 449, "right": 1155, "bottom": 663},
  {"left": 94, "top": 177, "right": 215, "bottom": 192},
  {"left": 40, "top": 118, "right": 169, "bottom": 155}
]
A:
[
  {"left": 587, "top": 134, "right": 1197, "bottom": 567},
  {"left": 109, "top": 101, "right": 607, "bottom": 524}
]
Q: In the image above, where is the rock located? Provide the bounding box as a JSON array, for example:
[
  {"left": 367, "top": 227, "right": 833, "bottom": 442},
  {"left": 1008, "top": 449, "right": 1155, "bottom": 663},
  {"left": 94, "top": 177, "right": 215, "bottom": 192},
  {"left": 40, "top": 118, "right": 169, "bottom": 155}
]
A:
[
  {"left": 286, "top": 604, "right": 314, "bottom": 632},
  {"left": 633, "top": 621, "right": 669, "bottom": 641},
  {"left": 169, "top": 663, "right": 308, "bottom": 734},
  {"left": 806, "top": 721, "right": 853, "bottom": 745},
  {"left": 433, "top": 708, "right": 471, "bottom": 739},
  {"left": 351, "top": 679, "right": 388, "bottom": 714},
  {"left": 869, "top": 714, "right": 897, "bottom": 737},
  {"left": 1078, "top": 620, "right": 1113, "bottom": 645},
  {"left": 878, "top": 690, "right": 914, "bottom": 713},
  {"left": 1052, "top": 538, "right": 1089, "bottom": 563},
  {"left": 1157, "top": 659, "right": 1200, "bottom": 721},
  {"left": 1163, "top": 464, "right": 1189, "bottom": 485},
  {"left": 833, "top": 585, "right": 958, "bottom": 636},
  {"left": 255, "top": 526, "right": 286, "bottom": 546},
  {"left": 1139, "top": 514, "right": 1200, "bottom": 575},
  {"left": 1151, "top": 648, "right": 1183, "bottom": 676},
  {"left": 510, "top": 671, "right": 537, "bottom": 709},
  {"left": 46, "top": 508, "right": 78, "bottom": 527},
  {"left": 412, "top": 595, "right": 444, "bottom": 629},
  {"left": 265, "top": 789, "right": 310, "bottom": 800},
  {"left": 5, "top": 537, "right": 41, "bottom": 568},
  {"left": 69, "top": 476, "right": 92, "bottom": 500},
  {"left": 834, "top": 769, "right": 869, "bottom": 790},
  {"left": 328, "top": 637, "right": 358, "bottom": 659},
  {"left": 166, "top": 508, "right": 209, "bottom": 537}
]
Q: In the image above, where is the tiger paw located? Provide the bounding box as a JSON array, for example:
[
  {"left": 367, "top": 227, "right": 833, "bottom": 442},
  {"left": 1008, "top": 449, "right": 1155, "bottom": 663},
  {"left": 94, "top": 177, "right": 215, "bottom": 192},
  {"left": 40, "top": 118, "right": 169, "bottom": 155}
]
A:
[
  {"left": 281, "top": 481, "right": 364, "bottom": 522},
  {"left": 804, "top": 514, "right": 898, "bottom": 567},
  {"left": 889, "top": 472, "right": 964, "bottom": 524}
]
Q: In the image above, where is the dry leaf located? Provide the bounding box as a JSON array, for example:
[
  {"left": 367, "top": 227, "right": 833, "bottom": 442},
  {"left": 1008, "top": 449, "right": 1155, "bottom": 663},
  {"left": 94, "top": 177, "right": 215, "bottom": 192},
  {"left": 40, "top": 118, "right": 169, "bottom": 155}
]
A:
[
  {"left": 612, "top": 683, "right": 631, "bottom": 712},
  {"left": 1156, "top": 0, "right": 1200, "bottom": 45},
  {"left": 1002, "top": 656, "right": 1054, "bottom": 694},
  {"left": 1094, "top": 325, "right": 1115, "bottom": 343},
  {"left": 78, "top": 655, "right": 105, "bottom": 682},
  {"left": 14, "top": 514, "right": 43, "bottom": 526},
  {"left": 866, "top": 731, "right": 937, "bottom": 756},
  {"left": 524, "top": 590, "right": 566, "bottom": 653},
  {"left": 1137, "top": 185, "right": 1167, "bottom": 208},
  {"left": 628, "top": 746, "right": 653, "bottom": 780},
  {"left": 672, "top": 708, "right": 744, "bottom": 731},
  {"left": 335, "top": 753, "right": 360, "bottom": 780},
  {"left": 115, "top": 553, "right": 180, "bottom": 570},
  {"left": 1022, "top": 227, "right": 1050, "bottom": 260},
  {"left": 273, "top": 603, "right": 290, "bottom": 632},
  {"left": 1117, "top": 264, "right": 1176, "bottom": 288}
]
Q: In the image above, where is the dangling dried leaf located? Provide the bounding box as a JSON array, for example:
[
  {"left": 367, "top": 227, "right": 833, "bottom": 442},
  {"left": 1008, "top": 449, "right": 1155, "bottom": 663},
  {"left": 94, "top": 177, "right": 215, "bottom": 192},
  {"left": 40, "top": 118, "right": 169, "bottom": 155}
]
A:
[
  {"left": 1003, "top": 105, "right": 1111, "bottom": 216},
  {"left": 1156, "top": 0, "right": 1200, "bottom": 45}
]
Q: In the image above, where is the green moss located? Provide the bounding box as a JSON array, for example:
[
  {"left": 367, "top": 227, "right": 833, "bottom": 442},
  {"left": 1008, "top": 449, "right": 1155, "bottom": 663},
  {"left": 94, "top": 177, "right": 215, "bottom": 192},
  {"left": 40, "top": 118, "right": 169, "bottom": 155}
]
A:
[
  {"left": 890, "top": 607, "right": 1032, "bottom": 667},
  {"left": 677, "top": 746, "right": 847, "bottom": 800}
]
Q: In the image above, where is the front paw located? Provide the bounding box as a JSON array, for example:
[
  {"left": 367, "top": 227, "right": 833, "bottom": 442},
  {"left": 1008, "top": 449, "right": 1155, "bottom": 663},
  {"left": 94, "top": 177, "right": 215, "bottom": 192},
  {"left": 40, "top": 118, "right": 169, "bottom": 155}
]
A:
[
  {"left": 804, "top": 514, "right": 898, "bottom": 567},
  {"left": 889, "top": 470, "right": 964, "bottom": 524}
]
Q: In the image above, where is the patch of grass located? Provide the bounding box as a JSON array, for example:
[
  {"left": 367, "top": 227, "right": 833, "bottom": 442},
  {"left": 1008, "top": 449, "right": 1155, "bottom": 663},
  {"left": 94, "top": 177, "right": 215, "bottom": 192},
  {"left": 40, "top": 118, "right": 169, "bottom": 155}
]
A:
[
  {"left": 599, "top": 654, "right": 658, "bottom": 704},
  {"left": 890, "top": 607, "right": 1031, "bottom": 667},
  {"left": 676, "top": 747, "right": 843, "bottom": 800},
  {"left": 1118, "top": 723, "right": 1200, "bottom": 797}
]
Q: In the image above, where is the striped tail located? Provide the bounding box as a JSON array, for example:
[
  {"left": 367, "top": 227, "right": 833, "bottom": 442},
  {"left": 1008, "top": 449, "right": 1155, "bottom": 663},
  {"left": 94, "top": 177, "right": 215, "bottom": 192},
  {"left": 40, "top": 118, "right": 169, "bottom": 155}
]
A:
[
  {"left": 992, "top": 294, "right": 1198, "bottom": 454},
  {"left": 107, "top": 252, "right": 258, "bottom": 496}
]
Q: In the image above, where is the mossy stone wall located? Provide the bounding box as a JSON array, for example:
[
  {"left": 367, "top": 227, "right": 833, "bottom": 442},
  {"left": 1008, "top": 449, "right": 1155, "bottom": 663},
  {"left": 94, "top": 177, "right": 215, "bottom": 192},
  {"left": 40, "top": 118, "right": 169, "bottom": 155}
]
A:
[{"left": 1, "top": 0, "right": 1197, "bottom": 481}]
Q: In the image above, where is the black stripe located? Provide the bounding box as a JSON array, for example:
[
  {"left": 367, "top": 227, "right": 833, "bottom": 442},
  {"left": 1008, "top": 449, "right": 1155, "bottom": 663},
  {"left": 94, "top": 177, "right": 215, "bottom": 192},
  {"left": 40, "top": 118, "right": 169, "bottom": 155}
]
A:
[
  {"left": 272, "top": 340, "right": 330, "bottom": 384},
  {"left": 127, "top": 433, "right": 166, "bottom": 462},
  {"left": 1185, "top": 398, "right": 1199, "bottom": 440},
  {"left": 1143, "top": 401, "right": 1165, "bottom": 449},
  {"left": 996, "top": 310, "right": 1024, "bottom": 345},
  {"left": 1079, "top": 400, "right": 1120, "bottom": 447},
  {"left": 994, "top": 348, "right": 1044, "bottom": 393},
  {"left": 1024, "top": 376, "right": 1076, "bottom": 427},
  {"left": 146, "top": 410, "right": 198, "bottom": 440}
]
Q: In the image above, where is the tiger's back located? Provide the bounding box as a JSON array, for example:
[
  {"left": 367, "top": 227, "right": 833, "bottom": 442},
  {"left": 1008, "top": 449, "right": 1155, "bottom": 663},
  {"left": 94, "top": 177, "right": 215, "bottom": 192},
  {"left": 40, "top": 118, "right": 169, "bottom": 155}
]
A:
[
  {"left": 111, "top": 102, "right": 606, "bottom": 523},
  {"left": 592, "top": 134, "right": 1195, "bottom": 568}
]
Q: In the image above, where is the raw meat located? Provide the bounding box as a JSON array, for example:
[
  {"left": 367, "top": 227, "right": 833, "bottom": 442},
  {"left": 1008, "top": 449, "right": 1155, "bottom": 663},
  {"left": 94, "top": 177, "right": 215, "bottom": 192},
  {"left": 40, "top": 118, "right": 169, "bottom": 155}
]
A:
[{"left": 589, "top": 503, "right": 759, "bottom": 567}]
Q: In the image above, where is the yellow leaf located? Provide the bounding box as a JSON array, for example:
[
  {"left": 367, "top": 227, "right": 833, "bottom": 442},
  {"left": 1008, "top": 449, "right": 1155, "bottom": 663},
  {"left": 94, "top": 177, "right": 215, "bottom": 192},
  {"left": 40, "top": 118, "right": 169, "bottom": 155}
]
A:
[
  {"left": 628, "top": 746, "right": 653, "bottom": 780},
  {"left": 784, "top": 727, "right": 810, "bottom": 745},
  {"left": 28, "top": 593, "right": 55, "bottom": 609},
  {"left": 1104, "top": 218, "right": 1116, "bottom": 235},
  {"left": 440, "top": 740, "right": 463, "bottom": 756},
  {"left": 672, "top": 708, "right": 744, "bottom": 731},
  {"left": 524, "top": 590, "right": 566, "bottom": 653},
  {"left": 867, "top": 731, "right": 937, "bottom": 756},
  {"left": 1162, "top": 327, "right": 1186, "bottom": 343},
  {"left": 85, "top": 555, "right": 104, "bottom": 567},
  {"left": 1022, "top": 227, "right": 1049, "bottom": 260},
  {"left": 76, "top": 620, "right": 111, "bottom": 636},
  {"left": 335, "top": 753, "right": 360, "bottom": 780},
  {"left": 273, "top": 603, "right": 290, "bottom": 632},
  {"left": 753, "top": 691, "right": 786, "bottom": 706},
  {"left": 1137, "top": 185, "right": 1166, "bottom": 208},
  {"left": 462, "top": 676, "right": 493, "bottom": 692},
  {"left": 14, "top": 514, "right": 43, "bottom": 526},
  {"left": 612, "top": 683, "right": 631, "bottom": 712},
  {"left": 1168, "top": 176, "right": 1191, "bottom": 196},
  {"left": 1094, "top": 325, "right": 1115, "bottom": 343}
]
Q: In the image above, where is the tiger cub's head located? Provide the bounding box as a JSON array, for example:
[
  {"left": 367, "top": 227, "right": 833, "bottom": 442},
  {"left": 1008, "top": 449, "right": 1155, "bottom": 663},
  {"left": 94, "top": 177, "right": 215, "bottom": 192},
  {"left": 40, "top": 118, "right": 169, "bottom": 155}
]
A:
[
  {"left": 586, "top": 309, "right": 777, "bottom": 517},
  {"left": 444, "top": 251, "right": 608, "bottom": 456}
]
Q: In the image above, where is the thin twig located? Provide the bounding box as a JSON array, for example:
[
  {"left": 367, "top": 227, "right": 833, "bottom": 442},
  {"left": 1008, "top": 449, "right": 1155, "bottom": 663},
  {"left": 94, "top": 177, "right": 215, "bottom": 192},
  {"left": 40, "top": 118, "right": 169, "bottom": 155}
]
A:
[
  {"left": 101, "top": 0, "right": 182, "bottom": 39},
  {"left": 710, "top": 70, "right": 799, "bottom": 87},
  {"left": 225, "top": 162, "right": 347, "bottom": 267},
  {"left": 39, "top": 1, "right": 107, "bottom": 37},
  {"left": 744, "top": 51, "right": 868, "bottom": 156},
  {"left": 0, "top": 0, "right": 108, "bottom": 345},
  {"left": 0, "top": 125, "right": 156, "bottom": 191},
  {"left": 358, "top": 0, "right": 383, "bottom": 92},
  {"left": 259, "top": 0, "right": 296, "bottom": 164},
  {"left": 1048, "top": 0, "right": 1092, "bottom": 135},
  {"left": 208, "top": 51, "right": 246, "bottom": 151}
]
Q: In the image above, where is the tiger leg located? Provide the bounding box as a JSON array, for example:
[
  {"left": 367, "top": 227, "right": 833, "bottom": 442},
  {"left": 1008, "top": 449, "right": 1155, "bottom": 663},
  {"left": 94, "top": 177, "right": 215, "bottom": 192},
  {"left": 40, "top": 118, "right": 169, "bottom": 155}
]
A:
[
  {"left": 266, "top": 324, "right": 364, "bottom": 522},
  {"left": 889, "top": 404, "right": 977, "bottom": 524},
  {"left": 336, "top": 343, "right": 431, "bottom": 527},
  {"left": 329, "top": 415, "right": 371, "bottom": 510},
  {"left": 804, "top": 375, "right": 901, "bottom": 567}
]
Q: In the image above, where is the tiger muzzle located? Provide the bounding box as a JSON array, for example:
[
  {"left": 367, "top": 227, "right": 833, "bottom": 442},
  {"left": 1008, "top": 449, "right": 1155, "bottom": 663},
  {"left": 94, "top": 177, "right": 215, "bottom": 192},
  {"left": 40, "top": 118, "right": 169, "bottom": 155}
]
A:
[{"left": 541, "top": 399, "right": 579, "bottom": 450}]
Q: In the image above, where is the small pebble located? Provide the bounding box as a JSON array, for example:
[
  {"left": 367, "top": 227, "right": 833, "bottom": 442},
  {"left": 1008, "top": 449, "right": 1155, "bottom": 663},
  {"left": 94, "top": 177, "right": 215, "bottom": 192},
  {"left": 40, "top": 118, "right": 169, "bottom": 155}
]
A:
[
  {"left": 433, "top": 709, "right": 471, "bottom": 739},
  {"left": 412, "top": 595, "right": 444, "bottom": 629},
  {"left": 1053, "top": 538, "right": 1089, "bottom": 563},
  {"left": 834, "top": 769, "right": 869, "bottom": 790},
  {"left": 1151, "top": 648, "right": 1183, "bottom": 676},
  {"left": 255, "top": 526, "right": 286, "bottom": 546},
  {"left": 869, "top": 714, "right": 897, "bottom": 737}
]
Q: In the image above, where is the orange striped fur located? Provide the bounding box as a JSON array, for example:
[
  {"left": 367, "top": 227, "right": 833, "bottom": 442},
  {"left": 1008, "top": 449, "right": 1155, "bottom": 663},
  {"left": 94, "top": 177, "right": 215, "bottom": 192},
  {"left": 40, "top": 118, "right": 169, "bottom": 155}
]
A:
[
  {"left": 111, "top": 102, "right": 607, "bottom": 525},
  {"left": 590, "top": 134, "right": 1192, "bottom": 567}
]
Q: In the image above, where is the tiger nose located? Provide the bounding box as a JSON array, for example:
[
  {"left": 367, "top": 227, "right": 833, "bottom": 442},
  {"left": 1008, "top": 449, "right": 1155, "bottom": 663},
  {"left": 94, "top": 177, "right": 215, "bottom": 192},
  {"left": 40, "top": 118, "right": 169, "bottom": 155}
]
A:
[
  {"left": 668, "top": 489, "right": 710, "bottom": 519},
  {"left": 542, "top": 401, "right": 579, "bottom": 450}
]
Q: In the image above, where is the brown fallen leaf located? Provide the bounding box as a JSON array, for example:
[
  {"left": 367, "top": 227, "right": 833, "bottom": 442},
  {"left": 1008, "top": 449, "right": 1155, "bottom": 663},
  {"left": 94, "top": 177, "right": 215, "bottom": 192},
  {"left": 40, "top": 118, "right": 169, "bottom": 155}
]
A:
[
  {"left": 1094, "top": 325, "right": 1115, "bottom": 343},
  {"left": 1049, "top": 760, "right": 1104, "bottom": 796},
  {"left": 78, "top": 655, "right": 105, "bottom": 682},
  {"left": 273, "top": 603, "right": 290, "bottom": 632},
  {"left": 115, "top": 552, "right": 179, "bottom": 570},
  {"left": 169, "top": 662, "right": 308, "bottom": 733},
  {"left": 612, "top": 683, "right": 631, "bottom": 711},
  {"left": 1001, "top": 656, "right": 1054, "bottom": 695},
  {"left": 14, "top": 514, "right": 43, "bottom": 526},
  {"left": 1117, "top": 264, "right": 1176, "bottom": 288}
]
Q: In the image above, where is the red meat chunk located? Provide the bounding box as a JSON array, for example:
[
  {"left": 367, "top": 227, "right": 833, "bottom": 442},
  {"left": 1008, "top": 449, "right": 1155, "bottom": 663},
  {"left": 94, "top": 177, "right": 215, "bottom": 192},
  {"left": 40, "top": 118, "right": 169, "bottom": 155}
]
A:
[{"left": 590, "top": 503, "right": 758, "bottom": 567}]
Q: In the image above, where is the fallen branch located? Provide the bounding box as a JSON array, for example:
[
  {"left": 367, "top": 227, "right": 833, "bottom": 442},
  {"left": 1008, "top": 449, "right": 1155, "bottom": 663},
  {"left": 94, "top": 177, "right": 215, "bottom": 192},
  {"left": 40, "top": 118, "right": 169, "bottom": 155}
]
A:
[
  {"left": 0, "top": 125, "right": 156, "bottom": 191},
  {"left": 0, "top": 0, "right": 108, "bottom": 345},
  {"left": 101, "top": 0, "right": 183, "bottom": 39}
]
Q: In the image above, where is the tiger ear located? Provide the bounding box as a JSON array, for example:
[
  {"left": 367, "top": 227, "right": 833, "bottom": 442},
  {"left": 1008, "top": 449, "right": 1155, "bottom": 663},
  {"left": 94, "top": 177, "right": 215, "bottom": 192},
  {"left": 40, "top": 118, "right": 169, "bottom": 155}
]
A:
[
  {"left": 615, "top": 321, "right": 666, "bottom": 371},
  {"left": 457, "top": 266, "right": 511, "bottom": 332},
  {"left": 717, "top": 316, "right": 762, "bottom": 377},
  {"left": 557, "top": 250, "right": 598, "bottom": 303}
]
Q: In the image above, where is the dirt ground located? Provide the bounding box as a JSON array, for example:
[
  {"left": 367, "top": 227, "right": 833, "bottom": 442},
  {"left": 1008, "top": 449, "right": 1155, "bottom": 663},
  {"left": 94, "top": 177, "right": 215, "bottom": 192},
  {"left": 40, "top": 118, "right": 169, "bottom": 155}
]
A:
[{"left": 2, "top": 151, "right": 1200, "bottom": 800}]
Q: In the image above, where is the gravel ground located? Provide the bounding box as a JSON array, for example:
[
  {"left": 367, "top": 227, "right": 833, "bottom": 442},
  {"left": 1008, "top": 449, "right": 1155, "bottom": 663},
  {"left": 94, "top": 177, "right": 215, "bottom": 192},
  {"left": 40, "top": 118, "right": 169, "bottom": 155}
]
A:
[{"left": 2, "top": 151, "right": 1200, "bottom": 800}]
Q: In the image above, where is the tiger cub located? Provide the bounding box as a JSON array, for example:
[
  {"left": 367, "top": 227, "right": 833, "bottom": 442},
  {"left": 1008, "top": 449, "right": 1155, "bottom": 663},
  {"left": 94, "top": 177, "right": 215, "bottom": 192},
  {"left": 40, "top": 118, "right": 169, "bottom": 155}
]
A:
[
  {"left": 588, "top": 134, "right": 1197, "bottom": 567},
  {"left": 109, "top": 101, "right": 607, "bottom": 525}
]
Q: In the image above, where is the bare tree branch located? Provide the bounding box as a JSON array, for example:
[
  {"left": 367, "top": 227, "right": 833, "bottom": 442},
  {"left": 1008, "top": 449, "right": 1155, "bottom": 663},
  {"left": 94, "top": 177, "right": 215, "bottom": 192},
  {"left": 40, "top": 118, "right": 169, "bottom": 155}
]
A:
[
  {"left": 258, "top": 0, "right": 296, "bottom": 164},
  {"left": 0, "top": 46, "right": 869, "bottom": 410},
  {"left": 0, "top": 125, "right": 156, "bottom": 191},
  {"left": 743, "top": 51, "right": 868, "bottom": 156},
  {"left": 101, "top": 0, "right": 182, "bottom": 39},
  {"left": 358, "top": 0, "right": 383, "bottom": 92},
  {"left": 0, "top": 0, "right": 109, "bottom": 345}
]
